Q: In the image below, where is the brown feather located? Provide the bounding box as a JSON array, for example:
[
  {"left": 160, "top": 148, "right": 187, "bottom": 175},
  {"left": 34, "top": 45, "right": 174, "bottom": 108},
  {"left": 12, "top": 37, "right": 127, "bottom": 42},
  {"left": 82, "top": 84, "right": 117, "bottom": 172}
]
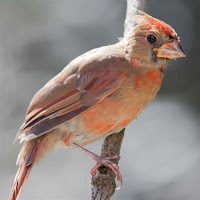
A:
[
  {"left": 15, "top": 51, "right": 126, "bottom": 142},
  {"left": 9, "top": 136, "right": 45, "bottom": 200}
]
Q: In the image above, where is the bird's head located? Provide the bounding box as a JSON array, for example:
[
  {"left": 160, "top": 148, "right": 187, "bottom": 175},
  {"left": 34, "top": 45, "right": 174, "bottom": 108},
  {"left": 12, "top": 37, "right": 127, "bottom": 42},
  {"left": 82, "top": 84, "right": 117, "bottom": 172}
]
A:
[{"left": 126, "top": 11, "right": 185, "bottom": 66}]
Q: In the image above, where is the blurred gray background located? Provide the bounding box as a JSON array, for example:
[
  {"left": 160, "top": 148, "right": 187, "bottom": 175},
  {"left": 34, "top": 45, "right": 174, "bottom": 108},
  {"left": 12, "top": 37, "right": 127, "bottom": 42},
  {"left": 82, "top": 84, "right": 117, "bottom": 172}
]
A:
[{"left": 0, "top": 0, "right": 200, "bottom": 199}]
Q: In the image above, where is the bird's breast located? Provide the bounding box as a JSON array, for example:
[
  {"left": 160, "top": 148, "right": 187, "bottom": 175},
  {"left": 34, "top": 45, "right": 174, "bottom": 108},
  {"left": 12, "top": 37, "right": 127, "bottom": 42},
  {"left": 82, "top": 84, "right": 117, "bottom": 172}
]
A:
[{"left": 63, "top": 68, "right": 163, "bottom": 146}]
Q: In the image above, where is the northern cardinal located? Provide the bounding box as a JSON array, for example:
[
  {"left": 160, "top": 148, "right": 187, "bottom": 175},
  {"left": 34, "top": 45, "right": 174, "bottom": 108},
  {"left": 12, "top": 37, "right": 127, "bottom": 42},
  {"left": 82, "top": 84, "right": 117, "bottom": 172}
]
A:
[{"left": 9, "top": 11, "right": 185, "bottom": 200}]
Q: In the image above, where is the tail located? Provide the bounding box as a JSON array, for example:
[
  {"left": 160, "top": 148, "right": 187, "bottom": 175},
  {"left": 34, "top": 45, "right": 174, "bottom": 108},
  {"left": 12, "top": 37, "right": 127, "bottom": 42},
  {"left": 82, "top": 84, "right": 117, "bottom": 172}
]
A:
[{"left": 8, "top": 136, "right": 45, "bottom": 200}]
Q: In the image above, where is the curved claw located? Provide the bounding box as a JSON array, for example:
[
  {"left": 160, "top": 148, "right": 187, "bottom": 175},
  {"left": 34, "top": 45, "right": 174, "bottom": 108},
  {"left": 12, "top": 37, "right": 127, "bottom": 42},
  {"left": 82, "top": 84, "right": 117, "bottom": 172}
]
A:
[
  {"left": 90, "top": 155, "right": 123, "bottom": 188},
  {"left": 90, "top": 162, "right": 101, "bottom": 176}
]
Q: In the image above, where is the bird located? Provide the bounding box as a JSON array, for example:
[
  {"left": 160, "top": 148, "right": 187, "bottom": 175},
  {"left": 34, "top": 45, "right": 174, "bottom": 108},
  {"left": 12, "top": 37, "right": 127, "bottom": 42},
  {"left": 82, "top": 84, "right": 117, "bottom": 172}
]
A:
[{"left": 8, "top": 11, "right": 185, "bottom": 200}]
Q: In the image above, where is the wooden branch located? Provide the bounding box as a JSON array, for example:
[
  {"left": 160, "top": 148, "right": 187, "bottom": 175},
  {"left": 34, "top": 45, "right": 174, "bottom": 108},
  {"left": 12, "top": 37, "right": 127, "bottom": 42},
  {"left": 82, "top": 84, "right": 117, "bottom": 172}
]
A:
[
  {"left": 89, "top": 1, "right": 146, "bottom": 200},
  {"left": 124, "top": 0, "right": 146, "bottom": 37},
  {"left": 90, "top": 129, "right": 125, "bottom": 200}
]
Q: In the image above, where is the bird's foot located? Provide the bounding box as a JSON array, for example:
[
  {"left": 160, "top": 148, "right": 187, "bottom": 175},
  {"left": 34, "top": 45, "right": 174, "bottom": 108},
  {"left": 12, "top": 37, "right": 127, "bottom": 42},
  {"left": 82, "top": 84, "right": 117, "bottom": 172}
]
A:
[
  {"left": 90, "top": 155, "right": 122, "bottom": 186},
  {"left": 69, "top": 143, "right": 122, "bottom": 187}
]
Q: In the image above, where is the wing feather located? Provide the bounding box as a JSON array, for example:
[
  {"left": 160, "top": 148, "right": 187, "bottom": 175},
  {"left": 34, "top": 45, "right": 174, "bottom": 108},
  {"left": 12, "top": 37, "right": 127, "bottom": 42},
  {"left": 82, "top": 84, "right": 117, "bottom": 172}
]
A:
[{"left": 15, "top": 46, "right": 127, "bottom": 142}]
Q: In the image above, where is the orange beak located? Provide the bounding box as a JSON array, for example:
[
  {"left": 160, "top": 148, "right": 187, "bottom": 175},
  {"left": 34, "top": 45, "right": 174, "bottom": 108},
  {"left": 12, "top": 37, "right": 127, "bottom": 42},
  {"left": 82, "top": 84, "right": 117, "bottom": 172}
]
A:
[{"left": 156, "top": 40, "right": 186, "bottom": 59}]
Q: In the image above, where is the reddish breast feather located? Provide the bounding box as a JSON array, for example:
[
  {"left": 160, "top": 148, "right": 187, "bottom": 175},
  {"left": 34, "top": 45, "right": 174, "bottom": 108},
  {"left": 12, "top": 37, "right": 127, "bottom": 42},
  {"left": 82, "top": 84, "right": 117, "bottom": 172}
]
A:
[
  {"left": 80, "top": 98, "right": 119, "bottom": 135},
  {"left": 146, "top": 69, "right": 160, "bottom": 82},
  {"left": 69, "top": 68, "right": 162, "bottom": 146},
  {"left": 81, "top": 69, "right": 162, "bottom": 134}
]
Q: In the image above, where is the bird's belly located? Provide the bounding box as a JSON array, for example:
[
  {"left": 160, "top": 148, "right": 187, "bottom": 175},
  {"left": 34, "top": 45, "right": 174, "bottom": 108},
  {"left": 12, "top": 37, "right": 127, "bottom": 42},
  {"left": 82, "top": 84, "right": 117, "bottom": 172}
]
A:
[{"left": 62, "top": 80, "right": 160, "bottom": 146}]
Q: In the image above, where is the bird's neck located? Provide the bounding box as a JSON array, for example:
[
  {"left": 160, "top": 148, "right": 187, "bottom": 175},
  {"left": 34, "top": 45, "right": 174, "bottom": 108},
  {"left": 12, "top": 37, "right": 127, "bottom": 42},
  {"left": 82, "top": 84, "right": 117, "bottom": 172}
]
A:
[{"left": 121, "top": 37, "right": 168, "bottom": 71}]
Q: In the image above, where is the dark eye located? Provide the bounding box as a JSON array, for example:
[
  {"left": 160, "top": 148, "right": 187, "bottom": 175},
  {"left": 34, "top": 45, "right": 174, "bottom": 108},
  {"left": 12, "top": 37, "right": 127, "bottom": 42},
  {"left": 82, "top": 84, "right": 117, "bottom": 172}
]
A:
[
  {"left": 168, "top": 35, "right": 173, "bottom": 40},
  {"left": 147, "top": 34, "right": 157, "bottom": 43}
]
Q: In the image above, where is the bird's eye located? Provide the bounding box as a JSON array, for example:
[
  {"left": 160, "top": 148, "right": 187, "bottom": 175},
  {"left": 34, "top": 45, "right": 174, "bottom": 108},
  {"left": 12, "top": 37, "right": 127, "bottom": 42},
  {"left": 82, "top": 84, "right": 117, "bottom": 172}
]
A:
[
  {"left": 147, "top": 34, "right": 157, "bottom": 43},
  {"left": 168, "top": 35, "right": 173, "bottom": 40}
]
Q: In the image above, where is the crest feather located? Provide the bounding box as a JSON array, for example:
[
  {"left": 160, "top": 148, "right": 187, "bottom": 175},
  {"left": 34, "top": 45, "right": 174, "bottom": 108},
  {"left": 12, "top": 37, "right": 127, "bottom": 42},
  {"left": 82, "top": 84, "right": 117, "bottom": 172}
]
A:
[{"left": 128, "top": 10, "right": 176, "bottom": 36}]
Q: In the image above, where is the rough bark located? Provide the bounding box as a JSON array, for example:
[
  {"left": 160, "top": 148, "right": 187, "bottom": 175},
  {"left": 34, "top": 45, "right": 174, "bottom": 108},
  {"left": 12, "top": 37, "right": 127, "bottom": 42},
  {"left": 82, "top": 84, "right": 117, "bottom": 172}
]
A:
[
  {"left": 89, "top": 1, "right": 146, "bottom": 200},
  {"left": 89, "top": 129, "right": 125, "bottom": 200}
]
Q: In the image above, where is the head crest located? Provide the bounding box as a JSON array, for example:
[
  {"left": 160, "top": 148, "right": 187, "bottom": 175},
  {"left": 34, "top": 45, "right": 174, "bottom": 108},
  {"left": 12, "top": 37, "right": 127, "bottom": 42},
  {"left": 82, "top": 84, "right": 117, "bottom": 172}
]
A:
[{"left": 129, "top": 10, "right": 176, "bottom": 36}]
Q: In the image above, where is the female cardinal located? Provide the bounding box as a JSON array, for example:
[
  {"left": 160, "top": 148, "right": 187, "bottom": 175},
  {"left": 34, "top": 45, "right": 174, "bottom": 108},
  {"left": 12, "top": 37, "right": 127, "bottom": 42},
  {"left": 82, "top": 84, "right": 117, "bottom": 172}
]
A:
[{"left": 9, "top": 11, "right": 185, "bottom": 200}]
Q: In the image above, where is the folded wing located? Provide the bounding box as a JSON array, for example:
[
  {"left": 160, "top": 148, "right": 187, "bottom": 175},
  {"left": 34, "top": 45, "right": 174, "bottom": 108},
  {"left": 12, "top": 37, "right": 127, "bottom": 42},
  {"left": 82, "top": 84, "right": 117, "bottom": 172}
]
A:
[{"left": 15, "top": 58, "right": 126, "bottom": 142}]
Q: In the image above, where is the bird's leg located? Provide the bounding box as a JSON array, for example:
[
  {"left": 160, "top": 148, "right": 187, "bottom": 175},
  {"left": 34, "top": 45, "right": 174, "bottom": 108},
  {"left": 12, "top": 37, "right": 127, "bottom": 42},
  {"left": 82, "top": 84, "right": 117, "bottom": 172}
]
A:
[{"left": 69, "top": 143, "right": 122, "bottom": 184}]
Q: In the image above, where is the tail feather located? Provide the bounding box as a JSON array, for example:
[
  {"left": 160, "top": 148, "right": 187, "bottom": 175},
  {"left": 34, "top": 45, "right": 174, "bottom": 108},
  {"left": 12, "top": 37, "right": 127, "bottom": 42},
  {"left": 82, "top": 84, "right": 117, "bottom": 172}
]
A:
[{"left": 8, "top": 136, "right": 45, "bottom": 200}]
